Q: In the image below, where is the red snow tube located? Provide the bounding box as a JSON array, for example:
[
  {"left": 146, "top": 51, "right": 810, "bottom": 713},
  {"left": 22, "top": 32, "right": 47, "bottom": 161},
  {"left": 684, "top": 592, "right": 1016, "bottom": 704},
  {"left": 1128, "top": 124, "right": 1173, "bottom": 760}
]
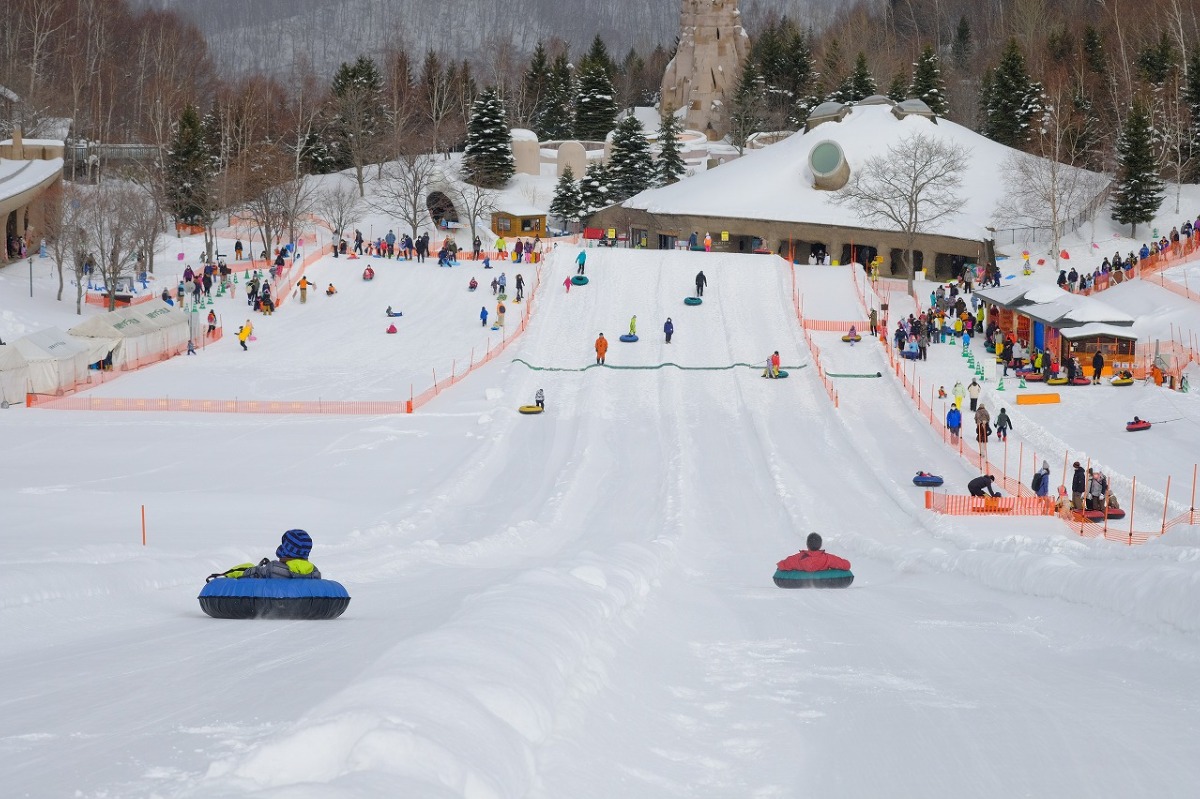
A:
[
  {"left": 1020, "top": 372, "right": 1045, "bottom": 382},
  {"left": 1126, "top": 420, "right": 1151, "bottom": 432},
  {"left": 1074, "top": 508, "right": 1126, "bottom": 522}
]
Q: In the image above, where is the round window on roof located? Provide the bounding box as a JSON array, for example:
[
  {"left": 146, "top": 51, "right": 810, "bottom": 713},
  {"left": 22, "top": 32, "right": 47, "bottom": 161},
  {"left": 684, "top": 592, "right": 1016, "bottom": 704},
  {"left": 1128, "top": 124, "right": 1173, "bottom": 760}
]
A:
[{"left": 809, "top": 140, "right": 849, "bottom": 190}]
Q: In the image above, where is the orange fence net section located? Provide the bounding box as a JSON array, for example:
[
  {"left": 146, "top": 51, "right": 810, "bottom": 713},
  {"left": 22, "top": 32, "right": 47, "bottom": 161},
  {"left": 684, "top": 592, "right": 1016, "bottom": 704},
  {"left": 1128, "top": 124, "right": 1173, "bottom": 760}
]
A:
[{"left": 925, "top": 492, "right": 1053, "bottom": 516}]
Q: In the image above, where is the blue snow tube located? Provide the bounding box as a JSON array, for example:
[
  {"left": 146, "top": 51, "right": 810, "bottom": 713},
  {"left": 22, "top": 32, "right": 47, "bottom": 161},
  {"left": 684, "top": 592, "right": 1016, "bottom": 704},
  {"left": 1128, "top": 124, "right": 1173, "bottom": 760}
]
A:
[
  {"left": 620, "top": 334, "right": 638, "bottom": 342},
  {"left": 198, "top": 578, "right": 351, "bottom": 619},
  {"left": 773, "top": 569, "right": 854, "bottom": 589},
  {"left": 571, "top": 275, "right": 589, "bottom": 286},
  {"left": 913, "top": 473, "right": 944, "bottom": 487},
  {"left": 684, "top": 297, "right": 703, "bottom": 306}
]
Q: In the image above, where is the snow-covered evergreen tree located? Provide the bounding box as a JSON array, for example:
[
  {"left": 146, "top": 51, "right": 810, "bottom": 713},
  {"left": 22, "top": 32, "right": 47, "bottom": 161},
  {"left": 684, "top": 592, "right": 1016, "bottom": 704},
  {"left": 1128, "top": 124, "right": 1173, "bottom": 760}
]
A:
[
  {"left": 165, "top": 105, "right": 216, "bottom": 226},
  {"left": 1111, "top": 99, "right": 1164, "bottom": 236},
  {"left": 327, "top": 55, "right": 386, "bottom": 194},
  {"left": 537, "top": 52, "right": 575, "bottom": 140},
  {"left": 909, "top": 46, "right": 949, "bottom": 116},
  {"left": 1186, "top": 52, "right": 1200, "bottom": 181},
  {"left": 575, "top": 60, "right": 619, "bottom": 141},
  {"left": 980, "top": 39, "right": 1044, "bottom": 148},
  {"left": 549, "top": 165, "right": 584, "bottom": 228},
  {"left": 951, "top": 17, "right": 972, "bottom": 69},
  {"left": 847, "top": 52, "right": 877, "bottom": 100},
  {"left": 462, "top": 87, "right": 514, "bottom": 188},
  {"left": 578, "top": 161, "right": 612, "bottom": 219},
  {"left": 656, "top": 107, "right": 687, "bottom": 186},
  {"left": 886, "top": 71, "right": 909, "bottom": 103},
  {"left": 607, "top": 115, "right": 654, "bottom": 202},
  {"left": 730, "top": 61, "right": 765, "bottom": 154},
  {"left": 522, "top": 42, "right": 551, "bottom": 129}
]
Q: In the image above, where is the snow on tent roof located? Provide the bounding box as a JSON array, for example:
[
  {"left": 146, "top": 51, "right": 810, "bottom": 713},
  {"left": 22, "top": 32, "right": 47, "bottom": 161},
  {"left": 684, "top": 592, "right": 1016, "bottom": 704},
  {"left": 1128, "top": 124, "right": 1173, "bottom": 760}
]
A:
[
  {"left": 1058, "top": 323, "right": 1137, "bottom": 341},
  {"left": 618, "top": 103, "right": 1076, "bottom": 243},
  {"left": 13, "top": 327, "right": 89, "bottom": 361}
]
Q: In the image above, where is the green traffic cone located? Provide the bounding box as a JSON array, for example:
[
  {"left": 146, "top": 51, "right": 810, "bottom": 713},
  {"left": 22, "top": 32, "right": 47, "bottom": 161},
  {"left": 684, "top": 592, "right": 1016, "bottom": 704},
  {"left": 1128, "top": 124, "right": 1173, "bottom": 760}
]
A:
[
  {"left": 997, "top": 378, "right": 1006, "bottom": 391},
  {"left": 1019, "top": 377, "right": 1027, "bottom": 389}
]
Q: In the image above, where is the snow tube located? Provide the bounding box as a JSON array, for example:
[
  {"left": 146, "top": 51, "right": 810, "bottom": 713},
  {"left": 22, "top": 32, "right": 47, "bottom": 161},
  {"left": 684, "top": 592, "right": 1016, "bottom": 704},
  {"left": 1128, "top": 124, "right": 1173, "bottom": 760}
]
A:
[
  {"left": 490, "top": 325, "right": 501, "bottom": 331},
  {"left": 684, "top": 297, "right": 703, "bottom": 306},
  {"left": 1126, "top": 420, "right": 1151, "bottom": 432},
  {"left": 773, "top": 569, "right": 854, "bottom": 589},
  {"left": 468, "top": 286, "right": 477, "bottom": 292},
  {"left": 497, "top": 293, "right": 508, "bottom": 300},
  {"left": 620, "top": 334, "right": 638, "bottom": 343},
  {"left": 841, "top": 334, "right": 861, "bottom": 343},
  {"left": 1111, "top": 377, "right": 1134, "bottom": 386},
  {"left": 518, "top": 405, "right": 543, "bottom": 415},
  {"left": 1069, "top": 377, "right": 1091, "bottom": 386},
  {"left": 362, "top": 274, "right": 374, "bottom": 281},
  {"left": 1021, "top": 372, "right": 1046, "bottom": 381},
  {"left": 1074, "top": 508, "right": 1126, "bottom": 522},
  {"left": 913, "top": 473, "right": 944, "bottom": 487},
  {"left": 762, "top": 370, "right": 789, "bottom": 379},
  {"left": 1047, "top": 377, "right": 1068, "bottom": 385},
  {"left": 571, "top": 275, "right": 589, "bottom": 286},
  {"left": 198, "top": 578, "right": 350, "bottom": 620}
]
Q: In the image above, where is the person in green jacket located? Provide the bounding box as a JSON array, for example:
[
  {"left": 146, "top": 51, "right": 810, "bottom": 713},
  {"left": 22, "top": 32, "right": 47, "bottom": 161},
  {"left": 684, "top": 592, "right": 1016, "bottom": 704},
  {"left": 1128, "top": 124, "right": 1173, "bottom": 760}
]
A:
[{"left": 629, "top": 315, "right": 637, "bottom": 335}]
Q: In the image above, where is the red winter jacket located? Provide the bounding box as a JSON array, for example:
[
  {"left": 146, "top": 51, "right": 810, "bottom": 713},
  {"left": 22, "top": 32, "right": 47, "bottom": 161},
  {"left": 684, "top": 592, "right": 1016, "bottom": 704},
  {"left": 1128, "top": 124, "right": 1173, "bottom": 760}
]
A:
[{"left": 776, "top": 550, "right": 851, "bottom": 572}]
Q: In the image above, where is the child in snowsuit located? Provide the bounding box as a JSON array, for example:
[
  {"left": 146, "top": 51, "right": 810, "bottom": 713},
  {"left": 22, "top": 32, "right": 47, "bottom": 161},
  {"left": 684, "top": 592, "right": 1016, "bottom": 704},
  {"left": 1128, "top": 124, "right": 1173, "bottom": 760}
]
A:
[
  {"left": 535, "top": 389, "right": 544, "bottom": 409},
  {"left": 480, "top": 306, "right": 488, "bottom": 327},
  {"left": 235, "top": 530, "right": 321, "bottom": 579}
]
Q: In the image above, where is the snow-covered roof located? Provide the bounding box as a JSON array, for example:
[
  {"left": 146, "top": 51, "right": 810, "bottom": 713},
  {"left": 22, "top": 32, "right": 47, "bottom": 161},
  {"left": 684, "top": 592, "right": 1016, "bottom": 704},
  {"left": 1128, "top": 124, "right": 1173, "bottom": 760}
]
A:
[
  {"left": 976, "top": 282, "right": 1134, "bottom": 328},
  {"left": 0, "top": 158, "right": 63, "bottom": 202},
  {"left": 619, "top": 103, "right": 1085, "bottom": 244},
  {"left": 1058, "top": 322, "right": 1138, "bottom": 341},
  {"left": 494, "top": 203, "right": 545, "bottom": 218}
]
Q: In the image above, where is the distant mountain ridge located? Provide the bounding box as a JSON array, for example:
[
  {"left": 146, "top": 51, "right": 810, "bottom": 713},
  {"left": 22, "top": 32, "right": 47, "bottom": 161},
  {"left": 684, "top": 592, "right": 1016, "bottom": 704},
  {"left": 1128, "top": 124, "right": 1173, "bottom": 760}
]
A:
[{"left": 132, "top": 0, "right": 840, "bottom": 75}]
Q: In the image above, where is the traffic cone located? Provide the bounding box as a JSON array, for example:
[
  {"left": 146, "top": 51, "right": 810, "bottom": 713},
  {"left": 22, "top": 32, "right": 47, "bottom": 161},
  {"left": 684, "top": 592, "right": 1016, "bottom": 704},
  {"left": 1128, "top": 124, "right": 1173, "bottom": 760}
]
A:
[
  {"left": 997, "top": 378, "right": 1006, "bottom": 391},
  {"left": 1019, "top": 377, "right": 1027, "bottom": 389}
]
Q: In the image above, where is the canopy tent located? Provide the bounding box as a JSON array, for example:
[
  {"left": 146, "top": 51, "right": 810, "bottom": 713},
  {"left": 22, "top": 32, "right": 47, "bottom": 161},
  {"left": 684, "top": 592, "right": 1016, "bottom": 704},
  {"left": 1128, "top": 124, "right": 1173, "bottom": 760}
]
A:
[
  {"left": 12, "top": 327, "right": 91, "bottom": 395},
  {"left": 68, "top": 300, "right": 187, "bottom": 369},
  {"left": 0, "top": 345, "right": 30, "bottom": 406}
]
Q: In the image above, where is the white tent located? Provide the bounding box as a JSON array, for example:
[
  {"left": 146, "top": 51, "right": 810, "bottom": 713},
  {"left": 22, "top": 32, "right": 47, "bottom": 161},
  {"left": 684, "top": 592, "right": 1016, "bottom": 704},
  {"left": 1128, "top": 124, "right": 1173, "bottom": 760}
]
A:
[
  {"left": 12, "top": 328, "right": 91, "bottom": 395},
  {"left": 0, "top": 345, "right": 30, "bottom": 406},
  {"left": 67, "top": 300, "right": 191, "bottom": 369}
]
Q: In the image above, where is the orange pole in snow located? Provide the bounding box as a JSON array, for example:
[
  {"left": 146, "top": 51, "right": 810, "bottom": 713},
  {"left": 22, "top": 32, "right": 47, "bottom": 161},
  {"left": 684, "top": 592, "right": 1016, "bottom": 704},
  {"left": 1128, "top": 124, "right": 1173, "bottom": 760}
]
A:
[
  {"left": 141, "top": 505, "right": 146, "bottom": 546},
  {"left": 1161, "top": 476, "right": 1171, "bottom": 535}
]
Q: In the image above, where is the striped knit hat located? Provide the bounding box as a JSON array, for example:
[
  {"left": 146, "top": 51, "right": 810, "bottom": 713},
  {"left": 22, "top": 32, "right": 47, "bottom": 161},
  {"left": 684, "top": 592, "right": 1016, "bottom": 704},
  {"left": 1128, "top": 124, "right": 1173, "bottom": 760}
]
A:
[{"left": 277, "top": 529, "right": 313, "bottom": 560}]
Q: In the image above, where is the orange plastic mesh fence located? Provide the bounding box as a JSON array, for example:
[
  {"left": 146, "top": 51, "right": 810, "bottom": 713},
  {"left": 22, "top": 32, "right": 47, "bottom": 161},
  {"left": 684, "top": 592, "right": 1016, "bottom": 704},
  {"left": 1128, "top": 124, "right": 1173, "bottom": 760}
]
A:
[{"left": 926, "top": 492, "right": 1054, "bottom": 516}]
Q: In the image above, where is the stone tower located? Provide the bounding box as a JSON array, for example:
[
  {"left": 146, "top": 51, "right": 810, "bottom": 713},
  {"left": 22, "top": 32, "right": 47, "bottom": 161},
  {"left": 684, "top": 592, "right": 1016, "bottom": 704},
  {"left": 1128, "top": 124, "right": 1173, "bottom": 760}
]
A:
[{"left": 660, "top": 0, "right": 749, "bottom": 141}]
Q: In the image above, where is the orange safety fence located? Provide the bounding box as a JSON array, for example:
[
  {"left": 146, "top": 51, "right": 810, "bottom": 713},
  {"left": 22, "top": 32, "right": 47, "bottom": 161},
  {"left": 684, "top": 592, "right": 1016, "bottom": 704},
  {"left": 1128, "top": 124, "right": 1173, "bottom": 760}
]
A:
[
  {"left": 786, "top": 258, "right": 838, "bottom": 407},
  {"left": 84, "top": 291, "right": 158, "bottom": 309},
  {"left": 925, "top": 491, "right": 1054, "bottom": 516}
]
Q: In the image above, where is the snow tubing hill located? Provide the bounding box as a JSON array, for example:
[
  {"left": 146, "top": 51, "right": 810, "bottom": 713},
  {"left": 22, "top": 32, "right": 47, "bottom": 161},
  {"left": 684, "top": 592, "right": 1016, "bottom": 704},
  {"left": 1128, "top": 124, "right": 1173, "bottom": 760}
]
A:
[
  {"left": 684, "top": 297, "right": 703, "bottom": 306},
  {"left": 1126, "top": 420, "right": 1151, "bottom": 432},
  {"left": 913, "top": 473, "right": 944, "bottom": 487},
  {"left": 571, "top": 275, "right": 589, "bottom": 286},
  {"left": 773, "top": 569, "right": 854, "bottom": 589},
  {"left": 620, "top": 334, "right": 638, "bottom": 343},
  {"left": 518, "top": 405, "right": 544, "bottom": 415},
  {"left": 198, "top": 578, "right": 350, "bottom": 620}
]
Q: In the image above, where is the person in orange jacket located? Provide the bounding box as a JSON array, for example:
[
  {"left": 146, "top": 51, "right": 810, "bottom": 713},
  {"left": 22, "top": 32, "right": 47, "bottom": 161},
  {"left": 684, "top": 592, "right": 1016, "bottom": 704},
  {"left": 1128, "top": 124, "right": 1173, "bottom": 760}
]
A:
[
  {"left": 777, "top": 533, "right": 850, "bottom": 572},
  {"left": 595, "top": 333, "right": 608, "bottom": 365}
]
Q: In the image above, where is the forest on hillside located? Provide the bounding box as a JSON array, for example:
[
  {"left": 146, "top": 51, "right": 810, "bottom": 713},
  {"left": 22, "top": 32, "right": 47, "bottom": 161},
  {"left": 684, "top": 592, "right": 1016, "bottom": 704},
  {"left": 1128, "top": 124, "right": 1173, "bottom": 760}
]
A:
[{"left": 3, "top": 0, "right": 1198, "bottom": 191}]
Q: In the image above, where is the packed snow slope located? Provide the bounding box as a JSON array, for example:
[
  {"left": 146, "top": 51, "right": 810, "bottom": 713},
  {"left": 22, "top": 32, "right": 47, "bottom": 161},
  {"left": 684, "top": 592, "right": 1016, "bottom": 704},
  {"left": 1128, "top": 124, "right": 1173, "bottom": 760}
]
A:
[{"left": 2, "top": 249, "right": 1199, "bottom": 799}]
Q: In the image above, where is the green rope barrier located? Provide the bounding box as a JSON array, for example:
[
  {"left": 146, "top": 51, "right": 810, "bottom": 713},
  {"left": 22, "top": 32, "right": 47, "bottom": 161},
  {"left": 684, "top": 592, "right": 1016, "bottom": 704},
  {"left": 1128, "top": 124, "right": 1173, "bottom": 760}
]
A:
[
  {"left": 825, "top": 372, "right": 883, "bottom": 378},
  {"left": 511, "top": 359, "right": 808, "bottom": 373}
]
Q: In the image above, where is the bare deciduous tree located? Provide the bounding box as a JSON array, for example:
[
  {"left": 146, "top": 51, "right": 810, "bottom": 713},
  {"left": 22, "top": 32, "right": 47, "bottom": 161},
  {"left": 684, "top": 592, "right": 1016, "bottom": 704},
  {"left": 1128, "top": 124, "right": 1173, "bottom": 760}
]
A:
[
  {"left": 447, "top": 180, "right": 500, "bottom": 246},
  {"left": 41, "top": 182, "right": 90, "bottom": 311},
  {"left": 83, "top": 183, "right": 150, "bottom": 311},
  {"left": 367, "top": 150, "right": 441, "bottom": 241},
  {"left": 833, "top": 132, "right": 970, "bottom": 289},
  {"left": 314, "top": 174, "right": 365, "bottom": 245}
]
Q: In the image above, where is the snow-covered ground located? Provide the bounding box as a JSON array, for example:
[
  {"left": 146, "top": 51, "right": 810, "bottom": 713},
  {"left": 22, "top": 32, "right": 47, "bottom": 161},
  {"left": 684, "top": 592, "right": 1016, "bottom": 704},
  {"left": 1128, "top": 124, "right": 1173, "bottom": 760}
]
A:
[{"left": 4, "top": 226, "right": 1200, "bottom": 798}]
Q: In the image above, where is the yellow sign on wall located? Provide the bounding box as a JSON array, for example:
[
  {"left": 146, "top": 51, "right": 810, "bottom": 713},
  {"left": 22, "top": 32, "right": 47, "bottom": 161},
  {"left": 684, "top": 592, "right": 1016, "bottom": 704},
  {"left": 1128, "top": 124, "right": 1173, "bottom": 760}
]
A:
[
  {"left": 721, "top": 231, "right": 729, "bottom": 241},
  {"left": 607, "top": 228, "right": 616, "bottom": 239}
]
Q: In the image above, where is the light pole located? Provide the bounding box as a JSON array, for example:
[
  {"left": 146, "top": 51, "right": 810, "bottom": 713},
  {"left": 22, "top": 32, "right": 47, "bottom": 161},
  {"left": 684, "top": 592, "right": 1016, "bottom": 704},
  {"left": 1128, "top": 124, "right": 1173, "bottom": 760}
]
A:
[{"left": 28, "top": 255, "right": 33, "bottom": 298}]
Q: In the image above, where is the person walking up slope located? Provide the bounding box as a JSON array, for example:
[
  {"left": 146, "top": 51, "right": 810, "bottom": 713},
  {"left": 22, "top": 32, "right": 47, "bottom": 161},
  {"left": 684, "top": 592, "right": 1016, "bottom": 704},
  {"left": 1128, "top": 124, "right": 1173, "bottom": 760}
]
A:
[
  {"left": 967, "top": 379, "right": 981, "bottom": 411},
  {"left": 946, "top": 404, "right": 962, "bottom": 441},
  {"left": 695, "top": 270, "right": 707, "bottom": 297},
  {"left": 576, "top": 250, "right": 587, "bottom": 275},
  {"left": 595, "top": 333, "right": 608, "bottom": 364},
  {"left": 535, "top": 389, "right": 545, "bottom": 410},
  {"left": 664, "top": 317, "right": 674, "bottom": 343},
  {"left": 480, "top": 306, "right": 488, "bottom": 327}
]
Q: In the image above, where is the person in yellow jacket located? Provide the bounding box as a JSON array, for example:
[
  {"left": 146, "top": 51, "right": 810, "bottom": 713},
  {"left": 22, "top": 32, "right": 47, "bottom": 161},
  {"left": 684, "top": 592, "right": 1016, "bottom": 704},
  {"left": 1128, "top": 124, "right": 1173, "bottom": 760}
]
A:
[
  {"left": 237, "top": 319, "right": 253, "bottom": 351},
  {"left": 629, "top": 315, "right": 637, "bottom": 335}
]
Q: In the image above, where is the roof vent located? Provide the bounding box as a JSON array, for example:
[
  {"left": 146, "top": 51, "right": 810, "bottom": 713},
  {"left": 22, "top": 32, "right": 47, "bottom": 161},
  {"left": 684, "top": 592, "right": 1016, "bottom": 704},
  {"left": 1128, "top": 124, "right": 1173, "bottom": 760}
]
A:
[{"left": 809, "top": 140, "right": 849, "bottom": 191}]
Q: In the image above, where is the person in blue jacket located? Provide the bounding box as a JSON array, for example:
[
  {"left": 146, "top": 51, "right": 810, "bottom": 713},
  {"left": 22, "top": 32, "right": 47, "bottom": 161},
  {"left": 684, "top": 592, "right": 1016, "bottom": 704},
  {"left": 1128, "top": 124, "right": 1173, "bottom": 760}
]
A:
[
  {"left": 946, "top": 405, "right": 962, "bottom": 442},
  {"left": 576, "top": 250, "right": 587, "bottom": 275},
  {"left": 664, "top": 317, "right": 674, "bottom": 343},
  {"left": 480, "top": 306, "right": 488, "bottom": 327}
]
